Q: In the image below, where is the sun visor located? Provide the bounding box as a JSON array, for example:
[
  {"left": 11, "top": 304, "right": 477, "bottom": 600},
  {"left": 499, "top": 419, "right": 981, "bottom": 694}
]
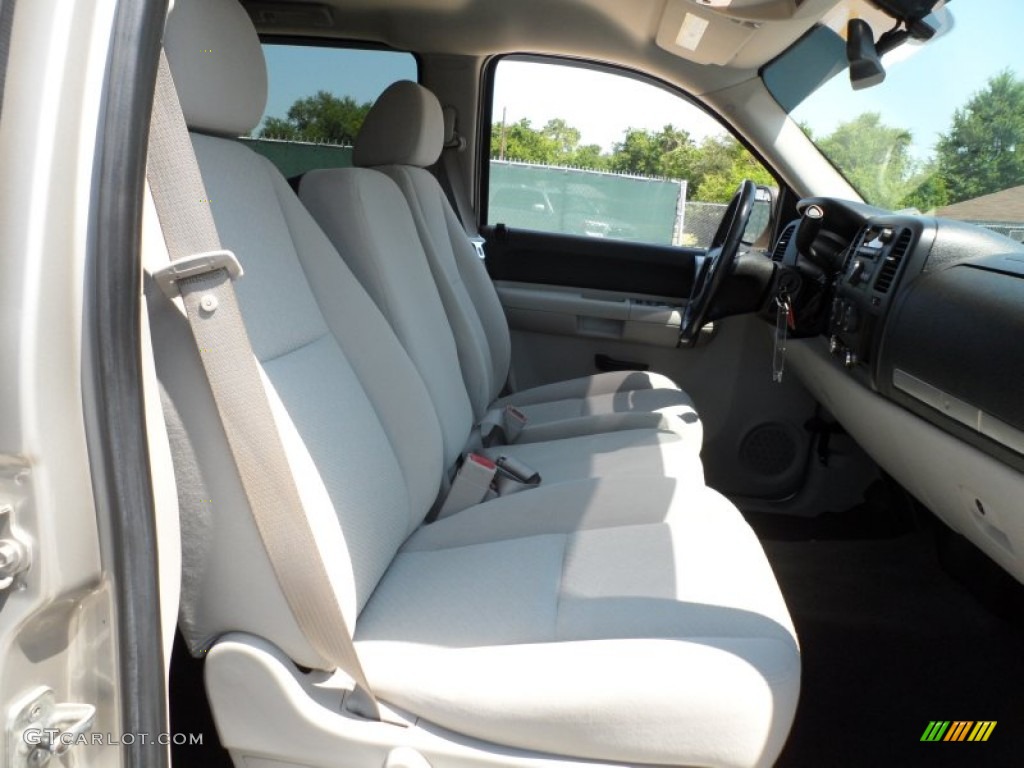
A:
[{"left": 763, "top": 25, "right": 847, "bottom": 112}]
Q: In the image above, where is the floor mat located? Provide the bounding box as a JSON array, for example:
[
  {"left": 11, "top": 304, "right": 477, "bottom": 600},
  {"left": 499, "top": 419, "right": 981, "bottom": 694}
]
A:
[{"left": 763, "top": 532, "right": 1024, "bottom": 767}]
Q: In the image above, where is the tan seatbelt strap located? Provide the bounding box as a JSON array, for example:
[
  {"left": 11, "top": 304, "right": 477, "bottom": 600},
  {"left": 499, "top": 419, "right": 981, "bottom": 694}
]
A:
[
  {"left": 438, "top": 106, "right": 486, "bottom": 254},
  {"left": 146, "top": 51, "right": 379, "bottom": 720},
  {"left": 443, "top": 146, "right": 490, "bottom": 260},
  {"left": 442, "top": 144, "right": 479, "bottom": 238}
]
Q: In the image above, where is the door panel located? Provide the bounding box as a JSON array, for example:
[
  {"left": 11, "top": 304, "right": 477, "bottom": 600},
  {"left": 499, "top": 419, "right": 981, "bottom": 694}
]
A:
[
  {"left": 480, "top": 56, "right": 825, "bottom": 504},
  {"left": 483, "top": 226, "right": 701, "bottom": 297},
  {"left": 497, "top": 282, "right": 684, "bottom": 348},
  {"left": 507, "top": 312, "right": 822, "bottom": 501}
]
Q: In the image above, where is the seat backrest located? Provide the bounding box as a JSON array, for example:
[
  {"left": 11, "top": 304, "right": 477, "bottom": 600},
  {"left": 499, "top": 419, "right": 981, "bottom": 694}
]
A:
[
  {"left": 300, "top": 166, "right": 474, "bottom": 470},
  {"left": 153, "top": 0, "right": 444, "bottom": 669},
  {"left": 353, "top": 82, "right": 513, "bottom": 419}
]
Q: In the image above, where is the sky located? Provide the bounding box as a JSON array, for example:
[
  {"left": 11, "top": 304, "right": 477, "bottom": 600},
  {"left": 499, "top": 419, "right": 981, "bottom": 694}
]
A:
[
  {"left": 491, "top": 62, "right": 728, "bottom": 151},
  {"left": 789, "top": 1, "right": 1024, "bottom": 161},
  {"left": 259, "top": 2, "right": 1023, "bottom": 164}
]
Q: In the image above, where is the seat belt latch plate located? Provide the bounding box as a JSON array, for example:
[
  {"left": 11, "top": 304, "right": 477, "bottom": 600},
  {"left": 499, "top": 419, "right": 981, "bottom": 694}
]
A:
[
  {"left": 154, "top": 249, "right": 243, "bottom": 298},
  {"left": 470, "top": 237, "right": 487, "bottom": 260},
  {"left": 495, "top": 455, "right": 540, "bottom": 485},
  {"left": 503, "top": 405, "right": 527, "bottom": 442},
  {"left": 437, "top": 453, "right": 498, "bottom": 519}
]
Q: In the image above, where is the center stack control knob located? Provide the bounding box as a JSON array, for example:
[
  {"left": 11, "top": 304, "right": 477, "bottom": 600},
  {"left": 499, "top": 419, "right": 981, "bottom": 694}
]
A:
[{"left": 849, "top": 259, "right": 865, "bottom": 285}]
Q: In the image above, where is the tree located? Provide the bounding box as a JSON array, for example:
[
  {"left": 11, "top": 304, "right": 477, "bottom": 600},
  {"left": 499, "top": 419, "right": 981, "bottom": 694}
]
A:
[
  {"left": 610, "top": 125, "right": 696, "bottom": 179},
  {"left": 935, "top": 70, "right": 1024, "bottom": 204},
  {"left": 488, "top": 118, "right": 773, "bottom": 197},
  {"left": 608, "top": 127, "right": 773, "bottom": 201},
  {"left": 258, "top": 91, "right": 371, "bottom": 145},
  {"left": 568, "top": 143, "right": 608, "bottom": 170},
  {"left": 897, "top": 162, "right": 950, "bottom": 212},
  {"left": 691, "top": 135, "right": 774, "bottom": 202},
  {"left": 493, "top": 118, "right": 541, "bottom": 162},
  {"left": 492, "top": 118, "right": 609, "bottom": 168},
  {"left": 541, "top": 118, "right": 581, "bottom": 159},
  {"left": 816, "top": 112, "right": 916, "bottom": 209}
]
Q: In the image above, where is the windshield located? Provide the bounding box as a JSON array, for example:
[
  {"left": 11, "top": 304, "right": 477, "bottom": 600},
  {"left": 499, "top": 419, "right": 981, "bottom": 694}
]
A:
[{"left": 768, "top": 1, "right": 1024, "bottom": 240}]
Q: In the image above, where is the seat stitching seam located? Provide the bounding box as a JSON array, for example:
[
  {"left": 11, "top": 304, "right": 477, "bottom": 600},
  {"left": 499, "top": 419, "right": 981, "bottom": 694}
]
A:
[
  {"left": 269, "top": 162, "right": 420, "bottom": 531},
  {"left": 259, "top": 331, "right": 329, "bottom": 365},
  {"left": 396, "top": 166, "right": 493, "bottom": 413},
  {"left": 554, "top": 533, "right": 569, "bottom": 642}
]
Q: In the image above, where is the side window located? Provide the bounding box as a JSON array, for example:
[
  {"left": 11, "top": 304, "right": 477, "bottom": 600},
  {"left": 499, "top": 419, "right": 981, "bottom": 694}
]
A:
[
  {"left": 487, "top": 58, "right": 774, "bottom": 248},
  {"left": 242, "top": 45, "right": 418, "bottom": 178}
]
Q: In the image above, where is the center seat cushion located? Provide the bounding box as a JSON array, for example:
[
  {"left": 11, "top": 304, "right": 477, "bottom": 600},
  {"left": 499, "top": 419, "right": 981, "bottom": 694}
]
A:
[
  {"left": 356, "top": 476, "right": 800, "bottom": 768},
  {"left": 490, "top": 370, "right": 703, "bottom": 445},
  {"left": 479, "top": 426, "right": 702, "bottom": 486}
]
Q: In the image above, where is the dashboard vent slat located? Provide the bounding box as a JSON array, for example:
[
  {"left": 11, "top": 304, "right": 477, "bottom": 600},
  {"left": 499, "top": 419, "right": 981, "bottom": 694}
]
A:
[
  {"left": 874, "top": 229, "right": 913, "bottom": 294},
  {"left": 771, "top": 222, "right": 797, "bottom": 262}
]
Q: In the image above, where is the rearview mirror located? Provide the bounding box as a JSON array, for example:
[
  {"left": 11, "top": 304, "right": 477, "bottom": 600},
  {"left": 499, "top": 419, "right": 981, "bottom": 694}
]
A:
[{"left": 847, "top": 18, "right": 886, "bottom": 90}]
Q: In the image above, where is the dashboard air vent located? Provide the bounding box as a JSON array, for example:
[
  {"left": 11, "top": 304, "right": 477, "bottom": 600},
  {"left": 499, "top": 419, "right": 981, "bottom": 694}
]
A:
[
  {"left": 874, "top": 228, "right": 913, "bottom": 294},
  {"left": 771, "top": 222, "right": 797, "bottom": 262}
]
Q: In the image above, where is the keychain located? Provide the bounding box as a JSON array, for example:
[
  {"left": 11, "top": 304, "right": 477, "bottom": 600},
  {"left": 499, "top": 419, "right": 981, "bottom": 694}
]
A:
[{"left": 772, "top": 290, "right": 794, "bottom": 383}]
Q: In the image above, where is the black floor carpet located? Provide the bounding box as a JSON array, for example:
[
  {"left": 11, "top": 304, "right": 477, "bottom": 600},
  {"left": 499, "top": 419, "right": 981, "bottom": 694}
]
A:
[
  {"left": 749, "top": 485, "right": 1024, "bottom": 767},
  {"left": 169, "top": 631, "right": 233, "bottom": 768}
]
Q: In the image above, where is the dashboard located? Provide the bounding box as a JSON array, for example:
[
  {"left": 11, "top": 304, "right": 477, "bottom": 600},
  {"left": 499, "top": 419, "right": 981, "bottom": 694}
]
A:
[
  {"left": 771, "top": 197, "right": 1024, "bottom": 470},
  {"left": 765, "top": 197, "right": 1024, "bottom": 584}
]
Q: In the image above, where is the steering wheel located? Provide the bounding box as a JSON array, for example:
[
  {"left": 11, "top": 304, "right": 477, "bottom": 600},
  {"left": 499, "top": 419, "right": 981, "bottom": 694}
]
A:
[{"left": 678, "top": 179, "right": 758, "bottom": 346}]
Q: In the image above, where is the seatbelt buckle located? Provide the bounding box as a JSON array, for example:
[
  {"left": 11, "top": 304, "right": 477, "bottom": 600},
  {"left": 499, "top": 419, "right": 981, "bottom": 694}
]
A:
[
  {"left": 437, "top": 453, "right": 498, "bottom": 519},
  {"left": 502, "top": 405, "right": 527, "bottom": 442},
  {"left": 493, "top": 455, "right": 541, "bottom": 497},
  {"left": 480, "top": 405, "right": 528, "bottom": 447},
  {"left": 495, "top": 455, "right": 540, "bottom": 486},
  {"left": 153, "top": 249, "right": 243, "bottom": 298}
]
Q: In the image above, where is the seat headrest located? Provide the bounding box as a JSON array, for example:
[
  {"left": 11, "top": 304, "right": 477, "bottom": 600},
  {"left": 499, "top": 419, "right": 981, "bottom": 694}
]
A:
[
  {"left": 354, "top": 81, "right": 444, "bottom": 169},
  {"left": 164, "top": 0, "right": 267, "bottom": 137}
]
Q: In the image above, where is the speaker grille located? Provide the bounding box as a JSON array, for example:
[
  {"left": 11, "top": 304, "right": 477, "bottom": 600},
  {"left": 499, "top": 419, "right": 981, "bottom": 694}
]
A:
[{"left": 739, "top": 423, "right": 799, "bottom": 476}]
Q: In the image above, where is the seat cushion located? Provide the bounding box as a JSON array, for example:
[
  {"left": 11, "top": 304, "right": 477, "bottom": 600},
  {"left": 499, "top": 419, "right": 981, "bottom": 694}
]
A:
[
  {"left": 361, "top": 88, "right": 702, "bottom": 453},
  {"left": 299, "top": 167, "right": 700, "bottom": 476},
  {"left": 372, "top": 156, "right": 704, "bottom": 449},
  {"left": 496, "top": 371, "right": 703, "bottom": 449},
  {"left": 380, "top": 163, "right": 513, "bottom": 417},
  {"left": 356, "top": 477, "right": 800, "bottom": 767},
  {"left": 496, "top": 370, "right": 685, "bottom": 408},
  {"left": 300, "top": 167, "right": 475, "bottom": 469},
  {"left": 157, "top": 130, "right": 445, "bottom": 668},
  {"left": 480, "top": 428, "right": 703, "bottom": 485}
]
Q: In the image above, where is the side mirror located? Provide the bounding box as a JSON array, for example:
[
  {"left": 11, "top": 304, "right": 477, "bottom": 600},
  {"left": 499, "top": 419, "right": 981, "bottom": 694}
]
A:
[{"left": 743, "top": 185, "right": 776, "bottom": 246}]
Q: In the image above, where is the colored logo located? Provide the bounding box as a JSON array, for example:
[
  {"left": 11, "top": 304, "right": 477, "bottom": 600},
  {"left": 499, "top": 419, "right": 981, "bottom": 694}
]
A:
[{"left": 921, "top": 721, "right": 996, "bottom": 742}]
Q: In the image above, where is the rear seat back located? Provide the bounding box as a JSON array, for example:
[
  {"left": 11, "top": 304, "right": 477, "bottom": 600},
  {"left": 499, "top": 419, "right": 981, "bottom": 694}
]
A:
[{"left": 152, "top": 0, "right": 443, "bottom": 667}]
